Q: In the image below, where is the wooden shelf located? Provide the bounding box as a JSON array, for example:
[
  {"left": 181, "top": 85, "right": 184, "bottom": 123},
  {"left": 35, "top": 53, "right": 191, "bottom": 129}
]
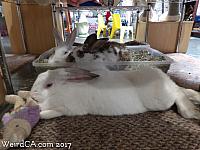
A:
[{"left": 136, "top": 21, "right": 194, "bottom": 53}]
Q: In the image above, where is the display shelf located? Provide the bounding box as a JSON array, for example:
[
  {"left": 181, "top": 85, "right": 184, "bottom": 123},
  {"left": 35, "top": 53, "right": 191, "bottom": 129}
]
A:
[{"left": 55, "top": 6, "right": 147, "bottom": 11}]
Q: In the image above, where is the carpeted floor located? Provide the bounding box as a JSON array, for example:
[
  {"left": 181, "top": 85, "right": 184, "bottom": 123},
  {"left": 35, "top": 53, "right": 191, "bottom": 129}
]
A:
[
  {"left": 167, "top": 53, "right": 200, "bottom": 91},
  {"left": 2, "top": 109, "right": 200, "bottom": 150},
  {"left": 6, "top": 54, "right": 36, "bottom": 74}
]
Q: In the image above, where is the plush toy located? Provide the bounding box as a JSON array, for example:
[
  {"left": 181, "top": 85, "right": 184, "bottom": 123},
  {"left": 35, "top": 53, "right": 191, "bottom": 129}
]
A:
[{"left": 0, "top": 91, "right": 40, "bottom": 150}]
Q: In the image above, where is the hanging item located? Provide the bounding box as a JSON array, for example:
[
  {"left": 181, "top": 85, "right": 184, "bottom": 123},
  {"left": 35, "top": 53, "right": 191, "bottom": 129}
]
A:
[{"left": 76, "top": 13, "right": 89, "bottom": 37}]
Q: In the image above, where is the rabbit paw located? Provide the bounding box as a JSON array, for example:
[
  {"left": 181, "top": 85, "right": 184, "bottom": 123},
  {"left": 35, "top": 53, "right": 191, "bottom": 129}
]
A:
[{"left": 40, "top": 110, "right": 63, "bottom": 119}]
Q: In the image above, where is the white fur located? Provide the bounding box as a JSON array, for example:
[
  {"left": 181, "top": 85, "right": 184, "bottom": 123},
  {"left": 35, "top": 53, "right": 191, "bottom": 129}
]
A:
[
  {"left": 47, "top": 28, "right": 121, "bottom": 68},
  {"left": 30, "top": 67, "right": 200, "bottom": 119},
  {"left": 71, "top": 47, "right": 119, "bottom": 63},
  {"left": 48, "top": 45, "right": 72, "bottom": 64},
  {"left": 70, "top": 46, "right": 120, "bottom": 71},
  {"left": 48, "top": 28, "right": 77, "bottom": 64}
]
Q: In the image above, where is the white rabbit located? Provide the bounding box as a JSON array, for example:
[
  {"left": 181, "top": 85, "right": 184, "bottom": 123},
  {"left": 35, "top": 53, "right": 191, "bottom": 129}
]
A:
[
  {"left": 47, "top": 28, "right": 124, "bottom": 69},
  {"left": 30, "top": 67, "right": 200, "bottom": 120},
  {"left": 48, "top": 28, "right": 77, "bottom": 64}
]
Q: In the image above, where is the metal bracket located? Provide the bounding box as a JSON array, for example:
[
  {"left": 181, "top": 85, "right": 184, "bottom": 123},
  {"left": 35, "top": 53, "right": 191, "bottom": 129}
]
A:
[
  {"left": 176, "top": 0, "right": 185, "bottom": 53},
  {"left": 51, "top": 0, "right": 57, "bottom": 29},
  {"left": 51, "top": 0, "right": 58, "bottom": 46},
  {"left": 135, "top": 9, "right": 140, "bottom": 39},
  {"left": 60, "top": 3, "right": 66, "bottom": 41},
  {"left": 16, "top": 0, "right": 28, "bottom": 53},
  {"left": 0, "top": 35, "right": 14, "bottom": 94},
  {"left": 145, "top": 4, "right": 151, "bottom": 43}
]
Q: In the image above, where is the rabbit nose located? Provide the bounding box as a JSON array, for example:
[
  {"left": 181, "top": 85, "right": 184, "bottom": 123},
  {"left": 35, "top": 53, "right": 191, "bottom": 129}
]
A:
[{"left": 30, "top": 93, "right": 38, "bottom": 100}]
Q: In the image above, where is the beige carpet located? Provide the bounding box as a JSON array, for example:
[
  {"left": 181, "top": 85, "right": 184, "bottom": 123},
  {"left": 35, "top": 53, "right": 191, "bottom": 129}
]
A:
[
  {"left": 1, "top": 109, "right": 199, "bottom": 150},
  {"left": 6, "top": 54, "right": 36, "bottom": 74},
  {"left": 167, "top": 53, "right": 200, "bottom": 91}
]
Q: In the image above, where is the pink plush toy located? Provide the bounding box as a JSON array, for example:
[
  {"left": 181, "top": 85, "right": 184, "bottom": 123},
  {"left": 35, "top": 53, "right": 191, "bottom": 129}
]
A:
[{"left": 0, "top": 91, "right": 40, "bottom": 150}]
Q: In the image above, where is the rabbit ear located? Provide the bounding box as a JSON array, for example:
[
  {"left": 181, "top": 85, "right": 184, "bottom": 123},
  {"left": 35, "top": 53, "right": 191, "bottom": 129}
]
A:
[
  {"left": 67, "top": 72, "right": 99, "bottom": 82},
  {"left": 53, "top": 28, "right": 64, "bottom": 46},
  {"left": 64, "top": 68, "right": 91, "bottom": 74},
  {"left": 83, "top": 34, "right": 109, "bottom": 53},
  {"left": 84, "top": 33, "right": 97, "bottom": 46},
  {"left": 60, "top": 68, "right": 99, "bottom": 82},
  {"left": 83, "top": 33, "right": 97, "bottom": 52},
  {"left": 66, "top": 28, "right": 77, "bottom": 48}
]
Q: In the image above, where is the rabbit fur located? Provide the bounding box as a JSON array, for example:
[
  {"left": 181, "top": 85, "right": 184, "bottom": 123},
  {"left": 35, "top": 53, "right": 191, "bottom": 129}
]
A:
[
  {"left": 30, "top": 67, "right": 200, "bottom": 120},
  {"left": 48, "top": 29, "right": 77, "bottom": 64},
  {"left": 48, "top": 28, "right": 125, "bottom": 69}
]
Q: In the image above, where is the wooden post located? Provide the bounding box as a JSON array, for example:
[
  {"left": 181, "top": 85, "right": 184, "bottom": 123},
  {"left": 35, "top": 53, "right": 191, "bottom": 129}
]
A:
[
  {"left": 2, "top": 1, "right": 55, "bottom": 55},
  {"left": 2, "top": 2, "right": 26, "bottom": 54}
]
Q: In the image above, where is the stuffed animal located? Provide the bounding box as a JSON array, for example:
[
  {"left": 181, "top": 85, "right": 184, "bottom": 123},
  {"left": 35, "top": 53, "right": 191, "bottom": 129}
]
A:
[{"left": 0, "top": 91, "right": 40, "bottom": 150}]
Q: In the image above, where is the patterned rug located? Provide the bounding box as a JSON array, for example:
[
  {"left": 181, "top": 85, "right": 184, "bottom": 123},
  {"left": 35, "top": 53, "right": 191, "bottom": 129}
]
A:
[{"left": 1, "top": 109, "right": 200, "bottom": 150}]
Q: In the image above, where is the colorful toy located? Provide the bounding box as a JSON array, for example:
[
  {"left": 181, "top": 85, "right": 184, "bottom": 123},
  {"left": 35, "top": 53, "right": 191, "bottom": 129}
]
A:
[{"left": 0, "top": 91, "right": 40, "bottom": 150}]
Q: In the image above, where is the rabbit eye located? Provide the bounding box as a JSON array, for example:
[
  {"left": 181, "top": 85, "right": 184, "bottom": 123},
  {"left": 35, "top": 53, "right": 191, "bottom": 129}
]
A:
[
  {"left": 94, "top": 54, "right": 100, "bottom": 59},
  {"left": 46, "top": 83, "right": 53, "bottom": 88},
  {"left": 77, "top": 50, "right": 84, "bottom": 58},
  {"left": 64, "top": 51, "right": 68, "bottom": 55}
]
